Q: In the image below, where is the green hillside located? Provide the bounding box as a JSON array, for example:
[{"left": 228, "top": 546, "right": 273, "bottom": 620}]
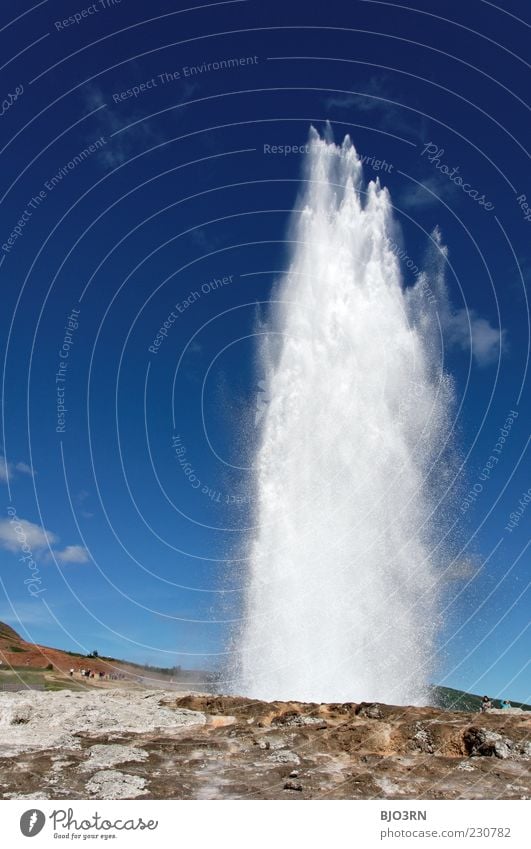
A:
[{"left": 430, "top": 684, "right": 531, "bottom": 713}]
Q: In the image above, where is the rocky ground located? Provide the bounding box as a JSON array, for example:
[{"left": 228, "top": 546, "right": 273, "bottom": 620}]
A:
[{"left": 0, "top": 690, "right": 529, "bottom": 800}]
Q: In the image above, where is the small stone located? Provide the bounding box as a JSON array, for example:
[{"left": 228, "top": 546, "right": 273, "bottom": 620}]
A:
[{"left": 283, "top": 780, "right": 303, "bottom": 792}]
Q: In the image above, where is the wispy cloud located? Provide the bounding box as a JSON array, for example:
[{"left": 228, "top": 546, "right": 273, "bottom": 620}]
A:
[
  {"left": 76, "top": 489, "right": 94, "bottom": 519},
  {"left": 84, "top": 84, "right": 162, "bottom": 169},
  {"left": 54, "top": 545, "right": 90, "bottom": 564},
  {"left": 188, "top": 227, "right": 223, "bottom": 253},
  {"left": 326, "top": 75, "right": 427, "bottom": 141},
  {"left": 400, "top": 176, "right": 458, "bottom": 210},
  {"left": 0, "top": 456, "right": 35, "bottom": 483},
  {"left": 0, "top": 602, "right": 57, "bottom": 628}
]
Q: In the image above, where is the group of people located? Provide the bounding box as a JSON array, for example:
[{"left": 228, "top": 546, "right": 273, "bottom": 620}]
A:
[
  {"left": 69, "top": 668, "right": 105, "bottom": 679},
  {"left": 67, "top": 668, "right": 127, "bottom": 681},
  {"left": 480, "top": 695, "right": 512, "bottom": 712}
]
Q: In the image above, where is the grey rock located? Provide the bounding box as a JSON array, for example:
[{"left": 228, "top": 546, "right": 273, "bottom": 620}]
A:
[
  {"left": 268, "top": 750, "right": 301, "bottom": 765},
  {"left": 85, "top": 770, "right": 147, "bottom": 799},
  {"left": 80, "top": 744, "right": 148, "bottom": 771},
  {"left": 357, "top": 703, "right": 383, "bottom": 719},
  {"left": 464, "top": 728, "right": 513, "bottom": 759}
]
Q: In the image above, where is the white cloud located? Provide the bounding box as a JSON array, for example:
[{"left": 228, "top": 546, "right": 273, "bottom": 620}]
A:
[
  {"left": 0, "top": 456, "right": 35, "bottom": 483},
  {"left": 54, "top": 545, "right": 89, "bottom": 564},
  {"left": 15, "top": 461, "right": 34, "bottom": 476},
  {"left": 446, "top": 310, "right": 505, "bottom": 368},
  {"left": 0, "top": 516, "right": 88, "bottom": 565},
  {"left": 0, "top": 518, "right": 58, "bottom": 552}
]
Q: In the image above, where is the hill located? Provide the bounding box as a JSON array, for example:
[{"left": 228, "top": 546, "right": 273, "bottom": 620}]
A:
[
  {"left": 0, "top": 620, "right": 112, "bottom": 676},
  {"left": 430, "top": 684, "right": 531, "bottom": 713},
  {"left": 0, "top": 621, "right": 211, "bottom": 691}
]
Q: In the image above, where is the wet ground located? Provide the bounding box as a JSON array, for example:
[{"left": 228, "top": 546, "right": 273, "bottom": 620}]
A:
[{"left": 0, "top": 692, "right": 529, "bottom": 799}]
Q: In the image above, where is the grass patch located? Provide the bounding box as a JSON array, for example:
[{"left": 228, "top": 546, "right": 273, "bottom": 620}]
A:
[
  {"left": 44, "top": 680, "right": 85, "bottom": 692},
  {"left": 0, "top": 670, "right": 46, "bottom": 689},
  {"left": 0, "top": 667, "right": 85, "bottom": 692}
]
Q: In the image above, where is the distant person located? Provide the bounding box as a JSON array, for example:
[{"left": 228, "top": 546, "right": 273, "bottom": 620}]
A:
[
  {"left": 501, "top": 699, "right": 511, "bottom": 710},
  {"left": 69, "top": 668, "right": 74, "bottom": 677},
  {"left": 480, "top": 695, "right": 493, "bottom": 712}
]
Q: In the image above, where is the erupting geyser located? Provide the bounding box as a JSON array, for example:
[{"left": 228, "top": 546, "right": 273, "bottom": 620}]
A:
[{"left": 238, "top": 129, "right": 454, "bottom": 705}]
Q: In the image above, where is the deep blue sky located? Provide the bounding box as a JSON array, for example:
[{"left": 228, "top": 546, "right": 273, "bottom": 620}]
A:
[{"left": 0, "top": 0, "right": 529, "bottom": 701}]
